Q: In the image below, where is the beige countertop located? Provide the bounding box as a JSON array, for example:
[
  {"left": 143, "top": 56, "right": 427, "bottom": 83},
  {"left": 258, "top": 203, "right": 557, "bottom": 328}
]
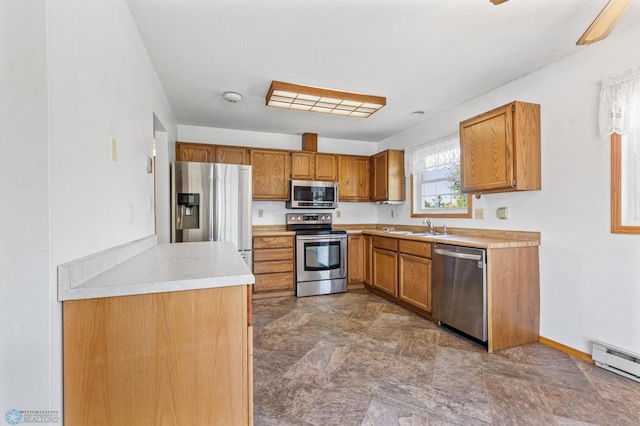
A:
[
  {"left": 252, "top": 224, "right": 539, "bottom": 249},
  {"left": 361, "top": 229, "right": 539, "bottom": 249},
  {"left": 58, "top": 237, "right": 254, "bottom": 301}
]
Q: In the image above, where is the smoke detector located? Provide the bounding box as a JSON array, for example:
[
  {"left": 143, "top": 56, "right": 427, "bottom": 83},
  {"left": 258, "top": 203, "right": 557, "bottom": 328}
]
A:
[{"left": 223, "top": 92, "right": 242, "bottom": 103}]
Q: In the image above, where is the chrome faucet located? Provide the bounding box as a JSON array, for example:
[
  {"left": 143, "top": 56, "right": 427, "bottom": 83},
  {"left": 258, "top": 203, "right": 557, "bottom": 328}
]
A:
[{"left": 423, "top": 219, "right": 434, "bottom": 234}]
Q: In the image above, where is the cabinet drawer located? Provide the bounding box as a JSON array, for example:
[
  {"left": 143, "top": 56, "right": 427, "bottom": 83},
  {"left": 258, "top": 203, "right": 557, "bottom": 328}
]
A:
[
  {"left": 253, "top": 235, "right": 294, "bottom": 249},
  {"left": 372, "top": 236, "right": 397, "bottom": 251},
  {"left": 398, "top": 240, "right": 431, "bottom": 258},
  {"left": 254, "top": 272, "right": 294, "bottom": 292},
  {"left": 254, "top": 248, "right": 294, "bottom": 262},
  {"left": 253, "top": 260, "right": 293, "bottom": 274}
]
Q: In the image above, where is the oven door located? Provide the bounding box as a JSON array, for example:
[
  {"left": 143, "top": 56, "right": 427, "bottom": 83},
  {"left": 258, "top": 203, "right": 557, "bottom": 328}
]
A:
[{"left": 296, "top": 234, "right": 347, "bottom": 283}]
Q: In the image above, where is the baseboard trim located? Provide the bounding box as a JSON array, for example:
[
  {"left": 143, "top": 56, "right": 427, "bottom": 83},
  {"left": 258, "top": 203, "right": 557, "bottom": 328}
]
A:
[{"left": 539, "top": 336, "right": 594, "bottom": 364}]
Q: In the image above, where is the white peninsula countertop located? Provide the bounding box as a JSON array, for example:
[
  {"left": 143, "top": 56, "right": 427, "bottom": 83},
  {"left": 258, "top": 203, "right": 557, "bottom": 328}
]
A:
[{"left": 58, "top": 237, "right": 254, "bottom": 301}]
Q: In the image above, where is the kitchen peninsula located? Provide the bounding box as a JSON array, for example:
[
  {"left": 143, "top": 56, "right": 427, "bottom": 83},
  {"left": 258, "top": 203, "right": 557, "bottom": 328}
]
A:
[{"left": 58, "top": 236, "right": 254, "bottom": 426}]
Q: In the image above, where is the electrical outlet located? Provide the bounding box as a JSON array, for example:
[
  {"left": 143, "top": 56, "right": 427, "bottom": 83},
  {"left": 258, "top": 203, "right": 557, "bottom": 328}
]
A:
[
  {"left": 391, "top": 210, "right": 395, "bottom": 218},
  {"left": 336, "top": 210, "right": 341, "bottom": 218},
  {"left": 475, "top": 208, "right": 484, "bottom": 219},
  {"left": 258, "top": 209, "right": 264, "bottom": 218},
  {"left": 497, "top": 207, "right": 508, "bottom": 219}
]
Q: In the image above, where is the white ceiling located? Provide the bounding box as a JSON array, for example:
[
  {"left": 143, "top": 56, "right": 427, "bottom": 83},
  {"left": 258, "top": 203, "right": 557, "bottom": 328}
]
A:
[{"left": 125, "top": 0, "right": 640, "bottom": 142}]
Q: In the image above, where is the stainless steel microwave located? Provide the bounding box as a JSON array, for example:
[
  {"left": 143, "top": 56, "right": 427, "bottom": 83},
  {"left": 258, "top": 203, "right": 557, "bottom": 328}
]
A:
[{"left": 286, "top": 180, "right": 338, "bottom": 209}]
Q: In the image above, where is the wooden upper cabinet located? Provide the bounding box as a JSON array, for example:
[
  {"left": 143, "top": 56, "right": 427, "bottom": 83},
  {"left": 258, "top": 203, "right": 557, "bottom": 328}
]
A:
[
  {"left": 337, "top": 155, "right": 370, "bottom": 201},
  {"left": 250, "top": 149, "right": 291, "bottom": 200},
  {"left": 176, "top": 142, "right": 249, "bottom": 165},
  {"left": 314, "top": 153, "right": 338, "bottom": 181},
  {"left": 215, "top": 145, "right": 250, "bottom": 165},
  {"left": 371, "top": 149, "right": 405, "bottom": 202},
  {"left": 459, "top": 101, "right": 541, "bottom": 194},
  {"left": 176, "top": 142, "right": 214, "bottom": 163},
  {"left": 291, "top": 152, "right": 314, "bottom": 180},
  {"left": 291, "top": 152, "right": 337, "bottom": 181}
]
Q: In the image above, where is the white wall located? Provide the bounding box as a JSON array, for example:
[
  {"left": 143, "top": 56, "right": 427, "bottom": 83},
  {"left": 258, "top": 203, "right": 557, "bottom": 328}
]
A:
[
  {"left": 178, "top": 125, "right": 379, "bottom": 225},
  {"left": 0, "top": 0, "right": 52, "bottom": 417},
  {"left": 379, "top": 25, "right": 640, "bottom": 355},
  {"left": 48, "top": 0, "right": 177, "bottom": 263},
  {"left": 1, "top": 0, "right": 178, "bottom": 421}
]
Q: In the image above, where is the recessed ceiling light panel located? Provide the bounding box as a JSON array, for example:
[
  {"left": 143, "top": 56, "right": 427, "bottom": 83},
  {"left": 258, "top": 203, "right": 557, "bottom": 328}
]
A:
[{"left": 266, "top": 81, "right": 386, "bottom": 118}]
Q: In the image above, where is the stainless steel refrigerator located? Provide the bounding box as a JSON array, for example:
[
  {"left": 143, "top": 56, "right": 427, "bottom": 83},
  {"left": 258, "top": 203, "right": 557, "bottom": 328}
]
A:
[{"left": 171, "top": 161, "right": 253, "bottom": 269}]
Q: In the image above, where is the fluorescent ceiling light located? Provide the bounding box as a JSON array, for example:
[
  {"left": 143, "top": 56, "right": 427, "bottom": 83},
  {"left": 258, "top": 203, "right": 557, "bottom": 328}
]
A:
[
  {"left": 577, "top": 0, "right": 631, "bottom": 45},
  {"left": 266, "top": 81, "right": 386, "bottom": 118}
]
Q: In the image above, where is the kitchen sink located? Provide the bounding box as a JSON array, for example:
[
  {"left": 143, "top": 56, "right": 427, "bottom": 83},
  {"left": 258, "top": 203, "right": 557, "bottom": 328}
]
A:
[{"left": 384, "top": 230, "right": 453, "bottom": 237}]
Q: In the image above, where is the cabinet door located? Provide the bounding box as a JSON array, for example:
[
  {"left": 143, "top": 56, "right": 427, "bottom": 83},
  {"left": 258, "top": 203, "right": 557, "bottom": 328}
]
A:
[
  {"left": 347, "top": 234, "right": 364, "bottom": 284},
  {"left": 250, "top": 149, "right": 291, "bottom": 200},
  {"left": 371, "top": 151, "right": 388, "bottom": 201},
  {"left": 363, "top": 235, "right": 372, "bottom": 285},
  {"left": 315, "top": 153, "right": 338, "bottom": 181},
  {"left": 459, "top": 104, "right": 514, "bottom": 192},
  {"left": 176, "top": 142, "right": 214, "bottom": 163},
  {"left": 371, "top": 150, "right": 405, "bottom": 202},
  {"left": 254, "top": 273, "right": 294, "bottom": 292},
  {"left": 215, "top": 146, "right": 249, "bottom": 165},
  {"left": 338, "top": 155, "right": 370, "bottom": 201},
  {"left": 291, "top": 152, "right": 314, "bottom": 180},
  {"left": 63, "top": 287, "right": 250, "bottom": 425},
  {"left": 372, "top": 248, "right": 397, "bottom": 297},
  {"left": 398, "top": 253, "right": 432, "bottom": 312}
]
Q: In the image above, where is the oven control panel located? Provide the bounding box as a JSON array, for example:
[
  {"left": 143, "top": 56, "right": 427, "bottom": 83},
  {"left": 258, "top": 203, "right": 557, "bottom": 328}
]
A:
[{"left": 286, "top": 212, "right": 333, "bottom": 226}]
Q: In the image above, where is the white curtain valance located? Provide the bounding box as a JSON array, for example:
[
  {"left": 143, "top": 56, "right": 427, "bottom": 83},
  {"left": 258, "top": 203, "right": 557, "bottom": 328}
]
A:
[
  {"left": 406, "top": 134, "right": 458, "bottom": 176},
  {"left": 599, "top": 66, "right": 640, "bottom": 139}
]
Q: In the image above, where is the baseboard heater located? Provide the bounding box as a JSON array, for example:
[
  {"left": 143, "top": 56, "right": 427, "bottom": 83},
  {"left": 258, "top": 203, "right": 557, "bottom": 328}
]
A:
[{"left": 592, "top": 340, "right": 640, "bottom": 383}]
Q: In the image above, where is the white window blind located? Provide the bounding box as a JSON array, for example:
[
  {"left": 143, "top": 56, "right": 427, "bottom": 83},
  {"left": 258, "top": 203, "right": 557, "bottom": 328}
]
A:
[
  {"left": 407, "top": 135, "right": 467, "bottom": 213},
  {"left": 600, "top": 66, "right": 640, "bottom": 138}
]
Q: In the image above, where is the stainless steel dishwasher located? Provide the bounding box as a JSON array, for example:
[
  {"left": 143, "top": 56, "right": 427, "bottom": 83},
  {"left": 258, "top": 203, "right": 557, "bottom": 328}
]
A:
[{"left": 432, "top": 243, "right": 487, "bottom": 342}]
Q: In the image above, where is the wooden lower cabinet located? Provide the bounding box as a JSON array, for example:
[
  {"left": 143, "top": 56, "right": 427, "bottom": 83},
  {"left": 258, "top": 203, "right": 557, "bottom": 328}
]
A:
[
  {"left": 486, "top": 246, "right": 540, "bottom": 352},
  {"left": 363, "top": 232, "right": 540, "bottom": 353},
  {"left": 372, "top": 237, "right": 398, "bottom": 297},
  {"left": 253, "top": 235, "right": 295, "bottom": 293},
  {"left": 63, "top": 285, "right": 253, "bottom": 426},
  {"left": 363, "top": 235, "right": 372, "bottom": 285},
  {"left": 398, "top": 240, "right": 432, "bottom": 312},
  {"left": 347, "top": 234, "right": 364, "bottom": 284}
]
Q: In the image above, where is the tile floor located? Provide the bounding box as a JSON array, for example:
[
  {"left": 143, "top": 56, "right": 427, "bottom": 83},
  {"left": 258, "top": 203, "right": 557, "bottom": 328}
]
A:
[{"left": 252, "top": 290, "right": 640, "bottom": 425}]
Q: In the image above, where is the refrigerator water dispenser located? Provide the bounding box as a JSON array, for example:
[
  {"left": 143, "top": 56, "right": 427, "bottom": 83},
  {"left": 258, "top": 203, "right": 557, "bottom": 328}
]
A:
[{"left": 176, "top": 193, "right": 200, "bottom": 230}]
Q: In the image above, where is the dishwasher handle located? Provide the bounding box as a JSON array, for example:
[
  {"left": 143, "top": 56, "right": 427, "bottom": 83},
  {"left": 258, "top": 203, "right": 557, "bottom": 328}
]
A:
[{"left": 433, "top": 247, "right": 482, "bottom": 261}]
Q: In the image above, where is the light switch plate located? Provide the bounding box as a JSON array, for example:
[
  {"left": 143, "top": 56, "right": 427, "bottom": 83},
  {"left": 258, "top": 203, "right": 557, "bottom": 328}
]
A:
[
  {"left": 475, "top": 208, "right": 484, "bottom": 219},
  {"left": 111, "top": 138, "right": 117, "bottom": 161}
]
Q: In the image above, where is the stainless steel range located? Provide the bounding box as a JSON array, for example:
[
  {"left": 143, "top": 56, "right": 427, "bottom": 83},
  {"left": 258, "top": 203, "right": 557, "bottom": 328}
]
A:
[{"left": 286, "top": 213, "right": 347, "bottom": 297}]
